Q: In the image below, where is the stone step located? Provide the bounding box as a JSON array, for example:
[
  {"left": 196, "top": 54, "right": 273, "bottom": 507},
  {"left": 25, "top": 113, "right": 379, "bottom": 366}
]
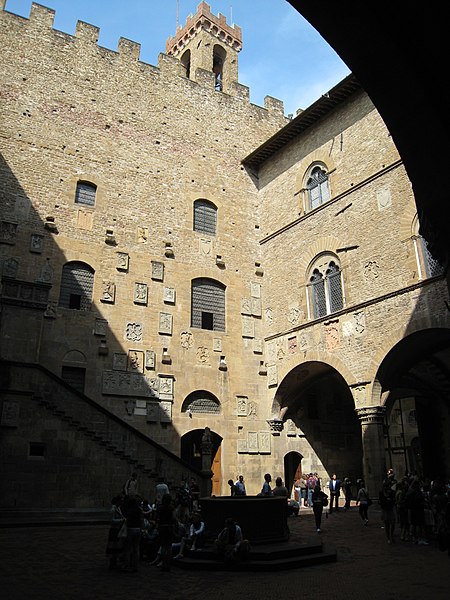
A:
[
  {"left": 0, "top": 508, "right": 111, "bottom": 528},
  {"left": 172, "top": 541, "right": 337, "bottom": 571}
]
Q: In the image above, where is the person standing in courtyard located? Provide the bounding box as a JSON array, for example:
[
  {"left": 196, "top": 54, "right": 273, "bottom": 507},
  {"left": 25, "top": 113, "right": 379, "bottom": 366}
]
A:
[
  {"left": 312, "top": 484, "right": 328, "bottom": 532},
  {"left": 343, "top": 477, "right": 352, "bottom": 511},
  {"left": 123, "top": 472, "right": 139, "bottom": 498},
  {"left": 272, "top": 476, "right": 289, "bottom": 498},
  {"left": 260, "top": 473, "right": 273, "bottom": 496},
  {"left": 328, "top": 473, "right": 341, "bottom": 513},
  {"left": 379, "top": 479, "right": 396, "bottom": 544},
  {"left": 356, "top": 480, "right": 371, "bottom": 525},
  {"left": 234, "top": 474, "right": 247, "bottom": 496}
]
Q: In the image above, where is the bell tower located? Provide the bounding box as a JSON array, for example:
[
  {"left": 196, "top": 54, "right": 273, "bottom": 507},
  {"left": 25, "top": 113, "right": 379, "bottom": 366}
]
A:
[{"left": 166, "top": 1, "right": 242, "bottom": 94}]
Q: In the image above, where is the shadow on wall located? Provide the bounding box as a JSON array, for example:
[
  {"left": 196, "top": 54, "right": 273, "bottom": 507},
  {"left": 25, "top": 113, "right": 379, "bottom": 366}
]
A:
[{"left": 0, "top": 152, "right": 201, "bottom": 509}]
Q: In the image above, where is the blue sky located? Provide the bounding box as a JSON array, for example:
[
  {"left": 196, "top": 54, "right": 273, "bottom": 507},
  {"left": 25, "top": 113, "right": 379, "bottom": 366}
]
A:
[{"left": 4, "top": 0, "right": 350, "bottom": 115}]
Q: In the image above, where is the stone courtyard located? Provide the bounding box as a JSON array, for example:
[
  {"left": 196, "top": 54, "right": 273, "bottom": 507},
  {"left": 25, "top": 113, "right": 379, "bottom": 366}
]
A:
[{"left": 1, "top": 504, "right": 449, "bottom": 600}]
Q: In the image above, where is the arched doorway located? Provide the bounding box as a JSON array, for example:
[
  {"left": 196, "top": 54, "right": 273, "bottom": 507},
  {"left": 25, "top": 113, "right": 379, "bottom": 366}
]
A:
[
  {"left": 180, "top": 429, "right": 222, "bottom": 495},
  {"left": 284, "top": 451, "right": 303, "bottom": 498},
  {"left": 274, "top": 361, "right": 363, "bottom": 481},
  {"left": 376, "top": 328, "right": 450, "bottom": 480}
]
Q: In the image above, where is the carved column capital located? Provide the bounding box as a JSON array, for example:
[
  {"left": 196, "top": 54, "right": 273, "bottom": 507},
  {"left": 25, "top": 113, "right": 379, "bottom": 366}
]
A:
[
  {"left": 355, "top": 405, "right": 386, "bottom": 425},
  {"left": 267, "top": 419, "right": 284, "bottom": 435}
]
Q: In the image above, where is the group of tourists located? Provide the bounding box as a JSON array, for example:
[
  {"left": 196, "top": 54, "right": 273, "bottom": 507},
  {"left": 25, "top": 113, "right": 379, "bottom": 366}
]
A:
[
  {"left": 106, "top": 468, "right": 450, "bottom": 572},
  {"left": 375, "top": 470, "right": 450, "bottom": 551},
  {"left": 106, "top": 474, "right": 200, "bottom": 573},
  {"left": 106, "top": 473, "right": 251, "bottom": 573}
]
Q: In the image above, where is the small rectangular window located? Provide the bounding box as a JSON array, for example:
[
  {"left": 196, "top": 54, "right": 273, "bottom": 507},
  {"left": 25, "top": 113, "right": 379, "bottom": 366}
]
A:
[
  {"left": 69, "top": 294, "right": 81, "bottom": 309},
  {"left": 29, "top": 442, "right": 45, "bottom": 458},
  {"left": 201, "top": 311, "right": 214, "bottom": 330},
  {"left": 75, "top": 182, "right": 96, "bottom": 206}
]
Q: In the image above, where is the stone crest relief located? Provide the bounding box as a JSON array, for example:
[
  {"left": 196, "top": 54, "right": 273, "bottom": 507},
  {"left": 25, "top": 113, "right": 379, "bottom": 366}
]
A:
[
  {"left": 2, "top": 258, "right": 18, "bottom": 278},
  {"left": 288, "top": 306, "right": 301, "bottom": 326},
  {"left": 258, "top": 431, "right": 271, "bottom": 454},
  {"left": 325, "top": 321, "right": 340, "bottom": 351},
  {"left": 101, "top": 281, "right": 116, "bottom": 303},
  {"left": 113, "top": 353, "right": 127, "bottom": 371},
  {"left": 0, "top": 221, "right": 18, "bottom": 244},
  {"left": 126, "top": 322, "right": 143, "bottom": 342},
  {"left": 116, "top": 252, "right": 129, "bottom": 272},
  {"left": 199, "top": 238, "right": 212, "bottom": 255},
  {"left": 145, "top": 350, "right": 156, "bottom": 370},
  {"left": 237, "top": 396, "right": 248, "bottom": 416},
  {"left": 196, "top": 346, "right": 210, "bottom": 364},
  {"left": 267, "top": 364, "right": 278, "bottom": 387},
  {"left": 30, "top": 234, "right": 44, "bottom": 253},
  {"left": 241, "top": 298, "right": 252, "bottom": 315},
  {"left": 159, "top": 312, "right": 173, "bottom": 335},
  {"left": 94, "top": 318, "right": 108, "bottom": 336},
  {"left": 242, "top": 316, "right": 255, "bottom": 338},
  {"left": 180, "top": 331, "right": 194, "bottom": 349},
  {"left": 288, "top": 336, "right": 298, "bottom": 354},
  {"left": 151, "top": 261, "right": 164, "bottom": 281},
  {"left": 363, "top": 260, "right": 380, "bottom": 280},
  {"left": 134, "top": 282, "right": 148, "bottom": 305},
  {"left": 163, "top": 287, "right": 175, "bottom": 304},
  {"left": 251, "top": 282, "right": 261, "bottom": 298}
]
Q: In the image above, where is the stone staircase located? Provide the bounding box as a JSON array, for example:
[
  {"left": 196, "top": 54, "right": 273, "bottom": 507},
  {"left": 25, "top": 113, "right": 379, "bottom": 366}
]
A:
[{"left": 0, "top": 360, "right": 204, "bottom": 509}]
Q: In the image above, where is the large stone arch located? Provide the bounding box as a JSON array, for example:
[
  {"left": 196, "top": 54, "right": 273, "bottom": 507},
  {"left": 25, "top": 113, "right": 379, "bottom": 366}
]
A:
[
  {"left": 368, "top": 316, "right": 450, "bottom": 406},
  {"left": 269, "top": 359, "right": 363, "bottom": 482},
  {"left": 369, "top": 324, "right": 450, "bottom": 480}
]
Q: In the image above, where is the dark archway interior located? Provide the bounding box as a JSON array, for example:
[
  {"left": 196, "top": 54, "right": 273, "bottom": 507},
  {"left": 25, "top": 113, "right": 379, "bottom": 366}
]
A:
[
  {"left": 276, "top": 362, "right": 363, "bottom": 481},
  {"left": 284, "top": 451, "right": 302, "bottom": 496},
  {"left": 180, "top": 428, "right": 221, "bottom": 472},
  {"left": 377, "top": 329, "right": 450, "bottom": 480}
]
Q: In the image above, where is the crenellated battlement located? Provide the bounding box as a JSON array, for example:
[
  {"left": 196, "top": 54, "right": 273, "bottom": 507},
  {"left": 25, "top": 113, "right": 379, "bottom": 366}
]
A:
[
  {"left": 0, "top": 1, "right": 284, "bottom": 117},
  {"left": 166, "top": 1, "right": 242, "bottom": 57}
]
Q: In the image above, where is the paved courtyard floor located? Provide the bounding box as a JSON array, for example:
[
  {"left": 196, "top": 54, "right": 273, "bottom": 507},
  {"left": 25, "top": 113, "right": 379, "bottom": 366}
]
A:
[{"left": 0, "top": 504, "right": 449, "bottom": 600}]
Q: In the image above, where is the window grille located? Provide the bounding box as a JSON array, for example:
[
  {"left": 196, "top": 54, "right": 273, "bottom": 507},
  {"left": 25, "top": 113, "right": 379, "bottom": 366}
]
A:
[
  {"left": 309, "top": 259, "right": 343, "bottom": 318},
  {"left": 306, "top": 167, "right": 330, "bottom": 210},
  {"left": 310, "top": 269, "right": 327, "bottom": 318},
  {"left": 194, "top": 200, "right": 217, "bottom": 235},
  {"left": 187, "top": 396, "right": 221, "bottom": 414},
  {"left": 327, "top": 262, "right": 344, "bottom": 312},
  {"left": 75, "top": 182, "right": 96, "bottom": 206},
  {"left": 58, "top": 262, "right": 94, "bottom": 311},
  {"left": 421, "top": 237, "right": 445, "bottom": 277},
  {"left": 191, "top": 278, "right": 225, "bottom": 331}
]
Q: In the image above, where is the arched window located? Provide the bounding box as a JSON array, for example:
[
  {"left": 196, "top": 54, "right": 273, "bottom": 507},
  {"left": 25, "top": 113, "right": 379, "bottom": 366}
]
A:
[
  {"left": 180, "top": 49, "right": 191, "bottom": 79},
  {"left": 308, "top": 255, "right": 343, "bottom": 318},
  {"left": 191, "top": 278, "right": 225, "bottom": 331},
  {"left": 213, "top": 45, "right": 226, "bottom": 91},
  {"left": 182, "top": 391, "right": 221, "bottom": 415},
  {"left": 58, "top": 261, "right": 94, "bottom": 310},
  {"left": 193, "top": 199, "right": 217, "bottom": 235},
  {"left": 306, "top": 166, "right": 330, "bottom": 211},
  {"left": 75, "top": 181, "right": 96, "bottom": 207}
]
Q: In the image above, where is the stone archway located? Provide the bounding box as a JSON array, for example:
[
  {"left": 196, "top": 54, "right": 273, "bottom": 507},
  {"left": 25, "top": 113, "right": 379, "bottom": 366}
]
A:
[
  {"left": 375, "top": 328, "right": 450, "bottom": 480},
  {"left": 180, "top": 429, "right": 223, "bottom": 493},
  {"left": 273, "top": 361, "right": 363, "bottom": 482},
  {"left": 284, "top": 451, "right": 303, "bottom": 498}
]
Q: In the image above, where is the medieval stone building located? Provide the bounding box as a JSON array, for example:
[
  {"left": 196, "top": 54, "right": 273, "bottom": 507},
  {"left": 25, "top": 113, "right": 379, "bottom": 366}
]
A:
[{"left": 1, "top": 1, "right": 449, "bottom": 509}]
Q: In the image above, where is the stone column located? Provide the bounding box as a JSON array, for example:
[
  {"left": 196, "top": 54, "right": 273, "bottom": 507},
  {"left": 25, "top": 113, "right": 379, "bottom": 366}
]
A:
[
  {"left": 355, "top": 406, "right": 386, "bottom": 498},
  {"left": 200, "top": 426, "right": 213, "bottom": 498}
]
